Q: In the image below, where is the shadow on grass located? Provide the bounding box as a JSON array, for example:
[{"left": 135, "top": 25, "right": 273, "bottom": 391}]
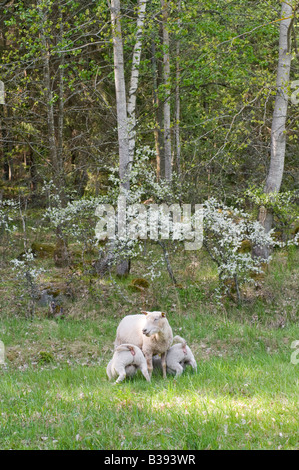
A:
[{"left": 0, "top": 353, "right": 297, "bottom": 450}]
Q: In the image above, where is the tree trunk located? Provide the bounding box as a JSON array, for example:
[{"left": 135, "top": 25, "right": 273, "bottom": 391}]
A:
[
  {"left": 27, "top": 143, "right": 38, "bottom": 194},
  {"left": 110, "top": 0, "right": 130, "bottom": 193},
  {"left": 41, "top": 25, "right": 65, "bottom": 204},
  {"left": 254, "top": 2, "right": 294, "bottom": 259},
  {"left": 161, "top": 0, "right": 172, "bottom": 181},
  {"left": 110, "top": 0, "right": 130, "bottom": 276},
  {"left": 127, "top": 0, "right": 148, "bottom": 164},
  {"left": 39, "top": 1, "right": 69, "bottom": 266},
  {"left": 175, "top": 0, "right": 181, "bottom": 180},
  {"left": 266, "top": 2, "right": 293, "bottom": 194},
  {"left": 151, "top": 39, "right": 164, "bottom": 178},
  {"left": 109, "top": 0, "right": 148, "bottom": 276},
  {"left": 56, "top": 14, "right": 64, "bottom": 184},
  {"left": 0, "top": 104, "right": 13, "bottom": 182}
]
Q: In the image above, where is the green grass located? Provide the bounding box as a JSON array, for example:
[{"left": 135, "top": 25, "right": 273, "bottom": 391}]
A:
[
  {"left": 0, "top": 352, "right": 298, "bottom": 450},
  {"left": 0, "top": 310, "right": 298, "bottom": 450},
  {"left": 0, "top": 242, "right": 298, "bottom": 449}
]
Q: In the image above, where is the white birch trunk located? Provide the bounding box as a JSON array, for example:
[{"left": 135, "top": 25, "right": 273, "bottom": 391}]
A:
[
  {"left": 161, "top": 0, "right": 172, "bottom": 181},
  {"left": 110, "top": 0, "right": 130, "bottom": 192},
  {"left": 127, "top": 0, "right": 148, "bottom": 164},
  {"left": 254, "top": 2, "right": 294, "bottom": 258},
  {"left": 265, "top": 2, "right": 293, "bottom": 194},
  {"left": 175, "top": 0, "right": 181, "bottom": 179},
  {"left": 110, "top": 0, "right": 148, "bottom": 275}
]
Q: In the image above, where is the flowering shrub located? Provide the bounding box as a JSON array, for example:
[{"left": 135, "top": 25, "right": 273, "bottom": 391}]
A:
[
  {"left": 41, "top": 151, "right": 286, "bottom": 302},
  {"left": 11, "top": 250, "right": 45, "bottom": 316},
  {"left": 0, "top": 199, "right": 18, "bottom": 234},
  {"left": 43, "top": 148, "right": 182, "bottom": 273},
  {"left": 11, "top": 250, "right": 45, "bottom": 282},
  {"left": 44, "top": 196, "right": 105, "bottom": 268},
  {"left": 244, "top": 187, "right": 299, "bottom": 247},
  {"left": 203, "top": 198, "right": 275, "bottom": 303}
]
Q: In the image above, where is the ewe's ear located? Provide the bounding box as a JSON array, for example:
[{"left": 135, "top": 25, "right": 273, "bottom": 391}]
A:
[{"left": 141, "top": 310, "right": 148, "bottom": 315}]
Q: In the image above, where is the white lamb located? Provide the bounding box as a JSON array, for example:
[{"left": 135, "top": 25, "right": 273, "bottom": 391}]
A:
[
  {"left": 114, "top": 311, "right": 173, "bottom": 379},
  {"left": 106, "top": 343, "right": 150, "bottom": 384},
  {"left": 153, "top": 335, "right": 197, "bottom": 377}
]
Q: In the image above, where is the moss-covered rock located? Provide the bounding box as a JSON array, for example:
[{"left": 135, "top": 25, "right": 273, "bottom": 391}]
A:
[
  {"left": 131, "top": 278, "right": 150, "bottom": 288},
  {"left": 128, "top": 278, "right": 150, "bottom": 292},
  {"left": 31, "top": 242, "right": 55, "bottom": 258}
]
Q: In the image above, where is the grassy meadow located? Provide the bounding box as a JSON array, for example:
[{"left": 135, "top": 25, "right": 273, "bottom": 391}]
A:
[{"left": 0, "top": 232, "right": 298, "bottom": 450}]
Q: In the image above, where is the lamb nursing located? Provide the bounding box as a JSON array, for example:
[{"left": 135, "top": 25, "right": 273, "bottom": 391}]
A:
[
  {"left": 106, "top": 343, "right": 150, "bottom": 384},
  {"left": 114, "top": 311, "right": 173, "bottom": 379},
  {"left": 153, "top": 335, "right": 197, "bottom": 377}
]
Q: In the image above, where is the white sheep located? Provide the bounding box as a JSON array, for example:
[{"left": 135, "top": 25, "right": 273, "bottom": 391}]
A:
[
  {"left": 106, "top": 343, "right": 150, "bottom": 384},
  {"left": 114, "top": 311, "right": 173, "bottom": 378},
  {"left": 153, "top": 335, "right": 197, "bottom": 377}
]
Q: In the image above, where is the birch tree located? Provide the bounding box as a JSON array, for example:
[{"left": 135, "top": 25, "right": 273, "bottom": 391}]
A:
[
  {"left": 175, "top": 0, "right": 181, "bottom": 179},
  {"left": 127, "top": 0, "right": 148, "bottom": 165},
  {"left": 110, "top": 0, "right": 130, "bottom": 192},
  {"left": 255, "top": 2, "right": 297, "bottom": 258},
  {"left": 161, "top": 0, "right": 172, "bottom": 181},
  {"left": 107, "top": 0, "right": 148, "bottom": 276},
  {"left": 110, "top": 0, "right": 148, "bottom": 190},
  {"left": 265, "top": 2, "right": 298, "bottom": 194}
]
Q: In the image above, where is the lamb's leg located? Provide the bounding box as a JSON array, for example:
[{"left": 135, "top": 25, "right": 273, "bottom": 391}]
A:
[
  {"left": 139, "top": 364, "right": 151, "bottom": 382},
  {"left": 106, "top": 361, "right": 113, "bottom": 380},
  {"left": 173, "top": 363, "right": 184, "bottom": 377},
  {"left": 184, "top": 359, "right": 197, "bottom": 373},
  {"left": 114, "top": 365, "right": 127, "bottom": 384},
  {"left": 161, "top": 352, "right": 167, "bottom": 379}
]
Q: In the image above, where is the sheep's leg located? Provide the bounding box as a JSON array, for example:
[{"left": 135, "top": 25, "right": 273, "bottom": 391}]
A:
[
  {"left": 173, "top": 363, "right": 184, "bottom": 377},
  {"left": 106, "top": 361, "right": 113, "bottom": 380},
  {"left": 139, "top": 364, "right": 151, "bottom": 382},
  {"left": 184, "top": 360, "right": 197, "bottom": 373},
  {"left": 145, "top": 353, "right": 153, "bottom": 379},
  {"left": 161, "top": 352, "right": 167, "bottom": 379},
  {"left": 114, "top": 365, "right": 127, "bottom": 384}
]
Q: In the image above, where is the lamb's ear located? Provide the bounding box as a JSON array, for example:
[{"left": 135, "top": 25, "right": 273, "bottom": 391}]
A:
[
  {"left": 141, "top": 310, "right": 148, "bottom": 315},
  {"left": 161, "top": 312, "right": 166, "bottom": 317}
]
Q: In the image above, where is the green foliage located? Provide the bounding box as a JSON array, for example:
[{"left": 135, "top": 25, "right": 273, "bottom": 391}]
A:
[
  {"left": 244, "top": 187, "right": 299, "bottom": 243},
  {"left": 1, "top": 0, "right": 298, "bottom": 202}
]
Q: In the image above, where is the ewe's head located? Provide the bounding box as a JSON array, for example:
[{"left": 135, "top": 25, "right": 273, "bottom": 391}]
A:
[{"left": 141, "top": 311, "right": 167, "bottom": 337}]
